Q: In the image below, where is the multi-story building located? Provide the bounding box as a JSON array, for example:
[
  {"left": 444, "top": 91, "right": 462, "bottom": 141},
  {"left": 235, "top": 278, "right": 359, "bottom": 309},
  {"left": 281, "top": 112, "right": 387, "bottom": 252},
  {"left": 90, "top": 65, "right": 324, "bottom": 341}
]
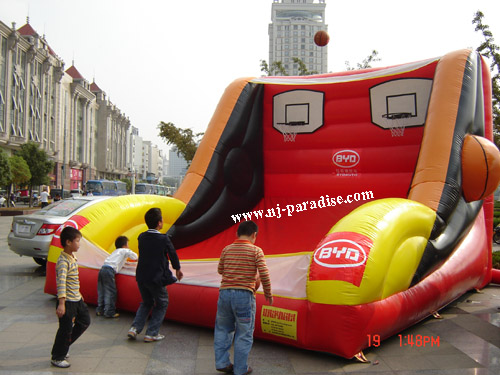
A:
[
  {"left": 128, "top": 125, "right": 142, "bottom": 177},
  {"left": 0, "top": 18, "right": 130, "bottom": 190},
  {"left": 90, "top": 80, "right": 129, "bottom": 180},
  {"left": 157, "top": 149, "right": 164, "bottom": 183},
  {"left": 148, "top": 143, "right": 161, "bottom": 182},
  {"left": 128, "top": 126, "right": 168, "bottom": 186},
  {"left": 167, "top": 148, "right": 188, "bottom": 178},
  {"left": 268, "top": 0, "right": 328, "bottom": 75},
  {"left": 162, "top": 155, "right": 169, "bottom": 184},
  {"left": 140, "top": 140, "right": 150, "bottom": 181},
  {"left": 0, "top": 19, "right": 65, "bottom": 187},
  {"left": 62, "top": 65, "right": 99, "bottom": 188},
  {"left": 134, "top": 140, "right": 164, "bottom": 183}
]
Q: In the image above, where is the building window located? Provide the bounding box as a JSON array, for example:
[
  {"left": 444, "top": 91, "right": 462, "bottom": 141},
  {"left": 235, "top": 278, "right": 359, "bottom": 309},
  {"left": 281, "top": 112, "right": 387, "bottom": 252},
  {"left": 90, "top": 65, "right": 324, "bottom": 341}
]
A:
[
  {"left": 0, "top": 90, "right": 4, "bottom": 132},
  {"left": 0, "top": 36, "right": 7, "bottom": 132},
  {"left": 10, "top": 69, "right": 22, "bottom": 137}
]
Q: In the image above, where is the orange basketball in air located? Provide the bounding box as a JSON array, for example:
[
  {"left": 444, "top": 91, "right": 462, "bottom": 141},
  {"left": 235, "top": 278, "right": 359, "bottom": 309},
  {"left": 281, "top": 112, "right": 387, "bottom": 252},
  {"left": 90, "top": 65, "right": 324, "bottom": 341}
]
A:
[{"left": 314, "top": 30, "right": 330, "bottom": 47}]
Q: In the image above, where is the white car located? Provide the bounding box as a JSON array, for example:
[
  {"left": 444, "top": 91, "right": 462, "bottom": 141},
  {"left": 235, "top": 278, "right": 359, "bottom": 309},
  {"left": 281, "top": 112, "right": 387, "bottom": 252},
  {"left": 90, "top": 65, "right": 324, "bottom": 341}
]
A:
[{"left": 8, "top": 196, "right": 111, "bottom": 266}]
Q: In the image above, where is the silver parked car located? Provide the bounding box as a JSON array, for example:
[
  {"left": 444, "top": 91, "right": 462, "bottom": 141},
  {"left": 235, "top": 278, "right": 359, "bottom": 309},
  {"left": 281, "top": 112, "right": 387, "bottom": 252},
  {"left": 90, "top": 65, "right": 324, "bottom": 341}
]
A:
[{"left": 8, "top": 196, "right": 111, "bottom": 266}]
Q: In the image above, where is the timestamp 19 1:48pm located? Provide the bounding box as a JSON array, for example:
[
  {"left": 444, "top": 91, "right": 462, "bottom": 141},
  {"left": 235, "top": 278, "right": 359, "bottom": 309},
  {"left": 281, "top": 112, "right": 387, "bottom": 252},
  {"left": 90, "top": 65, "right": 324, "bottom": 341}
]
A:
[
  {"left": 399, "top": 334, "right": 440, "bottom": 347},
  {"left": 367, "top": 334, "right": 440, "bottom": 347}
]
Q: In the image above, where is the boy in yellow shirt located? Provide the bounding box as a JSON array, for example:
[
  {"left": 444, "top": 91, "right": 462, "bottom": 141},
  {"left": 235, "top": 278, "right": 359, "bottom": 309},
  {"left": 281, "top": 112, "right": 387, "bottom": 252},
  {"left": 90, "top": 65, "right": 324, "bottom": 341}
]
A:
[{"left": 50, "top": 226, "right": 90, "bottom": 368}]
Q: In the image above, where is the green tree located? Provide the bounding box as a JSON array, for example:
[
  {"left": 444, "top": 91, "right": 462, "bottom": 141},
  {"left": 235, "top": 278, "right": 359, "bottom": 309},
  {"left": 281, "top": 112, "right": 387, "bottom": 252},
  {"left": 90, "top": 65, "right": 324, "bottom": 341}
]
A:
[
  {"left": 158, "top": 122, "right": 204, "bottom": 165},
  {"left": 345, "top": 50, "right": 381, "bottom": 70},
  {"left": 0, "top": 149, "right": 11, "bottom": 188},
  {"left": 260, "top": 59, "right": 287, "bottom": 76},
  {"left": 473, "top": 10, "right": 500, "bottom": 144},
  {"left": 260, "top": 58, "right": 317, "bottom": 76},
  {"left": 292, "top": 57, "right": 319, "bottom": 76},
  {"left": 9, "top": 155, "right": 31, "bottom": 188},
  {"left": 16, "top": 142, "right": 54, "bottom": 206}
]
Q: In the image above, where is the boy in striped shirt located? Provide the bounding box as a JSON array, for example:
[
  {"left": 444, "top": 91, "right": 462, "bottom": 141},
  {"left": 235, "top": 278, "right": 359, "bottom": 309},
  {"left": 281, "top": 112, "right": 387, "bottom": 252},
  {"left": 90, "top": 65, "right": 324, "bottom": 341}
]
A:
[
  {"left": 214, "top": 220, "right": 273, "bottom": 375},
  {"left": 50, "top": 226, "right": 90, "bottom": 368}
]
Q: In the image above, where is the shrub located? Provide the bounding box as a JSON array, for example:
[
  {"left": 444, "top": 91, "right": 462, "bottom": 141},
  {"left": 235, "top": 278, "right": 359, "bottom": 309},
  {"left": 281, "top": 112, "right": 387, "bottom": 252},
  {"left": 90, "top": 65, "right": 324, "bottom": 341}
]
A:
[{"left": 493, "top": 251, "right": 500, "bottom": 269}]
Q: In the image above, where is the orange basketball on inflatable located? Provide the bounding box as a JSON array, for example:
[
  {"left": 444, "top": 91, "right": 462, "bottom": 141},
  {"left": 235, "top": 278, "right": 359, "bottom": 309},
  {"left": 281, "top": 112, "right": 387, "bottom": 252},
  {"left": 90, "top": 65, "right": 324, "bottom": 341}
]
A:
[
  {"left": 314, "top": 30, "right": 330, "bottom": 47},
  {"left": 461, "top": 134, "right": 500, "bottom": 202}
]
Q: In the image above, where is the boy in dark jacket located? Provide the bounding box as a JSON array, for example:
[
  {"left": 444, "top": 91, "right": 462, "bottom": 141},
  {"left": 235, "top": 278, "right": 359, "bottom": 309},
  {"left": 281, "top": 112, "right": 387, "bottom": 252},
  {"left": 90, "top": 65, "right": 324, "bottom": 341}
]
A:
[{"left": 127, "top": 208, "right": 183, "bottom": 342}]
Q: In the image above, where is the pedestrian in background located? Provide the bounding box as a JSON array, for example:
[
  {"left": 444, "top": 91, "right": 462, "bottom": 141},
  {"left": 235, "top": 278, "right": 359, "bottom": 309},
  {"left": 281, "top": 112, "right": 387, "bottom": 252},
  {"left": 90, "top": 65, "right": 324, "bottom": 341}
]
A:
[{"left": 40, "top": 187, "right": 50, "bottom": 208}]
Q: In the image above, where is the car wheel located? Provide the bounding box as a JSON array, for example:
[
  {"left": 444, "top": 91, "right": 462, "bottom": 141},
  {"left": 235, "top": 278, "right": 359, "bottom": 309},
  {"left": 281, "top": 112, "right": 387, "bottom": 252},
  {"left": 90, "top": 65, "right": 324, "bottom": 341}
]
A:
[{"left": 33, "top": 257, "right": 47, "bottom": 267}]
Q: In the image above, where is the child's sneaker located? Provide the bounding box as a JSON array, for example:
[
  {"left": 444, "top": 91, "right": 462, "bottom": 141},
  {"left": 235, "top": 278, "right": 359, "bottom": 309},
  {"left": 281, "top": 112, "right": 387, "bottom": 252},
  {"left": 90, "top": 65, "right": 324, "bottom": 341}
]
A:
[
  {"left": 51, "top": 359, "right": 70, "bottom": 368},
  {"left": 127, "top": 327, "right": 138, "bottom": 340},
  {"left": 144, "top": 334, "right": 165, "bottom": 342}
]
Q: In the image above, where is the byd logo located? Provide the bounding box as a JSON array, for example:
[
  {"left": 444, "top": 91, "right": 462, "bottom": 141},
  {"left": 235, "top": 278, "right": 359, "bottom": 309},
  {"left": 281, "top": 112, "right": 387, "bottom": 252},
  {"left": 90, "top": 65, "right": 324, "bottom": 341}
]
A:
[
  {"left": 332, "top": 150, "right": 360, "bottom": 168},
  {"left": 313, "top": 239, "right": 367, "bottom": 268},
  {"left": 310, "top": 232, "right": 372, "bottom": 286}
]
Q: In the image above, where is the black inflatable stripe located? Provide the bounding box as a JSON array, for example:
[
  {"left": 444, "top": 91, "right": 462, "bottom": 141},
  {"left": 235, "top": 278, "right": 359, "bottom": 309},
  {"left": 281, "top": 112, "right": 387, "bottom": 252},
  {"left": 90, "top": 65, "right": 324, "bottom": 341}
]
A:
[{"left": 168, "top": 83, "right": 265, "bottom": 250}]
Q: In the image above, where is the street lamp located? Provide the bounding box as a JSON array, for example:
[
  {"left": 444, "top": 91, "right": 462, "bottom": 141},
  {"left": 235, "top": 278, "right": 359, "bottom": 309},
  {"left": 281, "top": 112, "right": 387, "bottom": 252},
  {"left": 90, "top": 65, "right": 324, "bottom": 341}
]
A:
[
  {"left": 132, "top": 168, "right": 135, "bottom": 194},
  {"left": 61, "top": 165, "right": 65, "bottom": 197}
]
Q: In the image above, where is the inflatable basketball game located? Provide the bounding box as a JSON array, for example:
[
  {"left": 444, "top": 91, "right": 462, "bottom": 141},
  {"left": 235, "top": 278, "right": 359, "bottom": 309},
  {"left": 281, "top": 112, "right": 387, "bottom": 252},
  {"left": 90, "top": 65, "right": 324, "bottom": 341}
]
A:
[{"left": 45, "top": 49, "right": 500, "bottom": 358}]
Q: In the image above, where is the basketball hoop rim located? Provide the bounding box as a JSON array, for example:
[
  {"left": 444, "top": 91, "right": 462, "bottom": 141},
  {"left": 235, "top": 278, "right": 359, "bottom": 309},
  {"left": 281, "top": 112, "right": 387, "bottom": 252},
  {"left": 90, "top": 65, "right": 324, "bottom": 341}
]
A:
[{"left": 382, "top": 112, "right": 413, "bottom": 120}]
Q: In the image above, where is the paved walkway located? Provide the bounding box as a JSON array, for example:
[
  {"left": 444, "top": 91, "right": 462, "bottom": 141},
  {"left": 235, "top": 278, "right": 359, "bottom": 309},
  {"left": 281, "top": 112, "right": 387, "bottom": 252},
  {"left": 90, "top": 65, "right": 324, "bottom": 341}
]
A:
[{"left": 0, "top": 216, "right": 499, "bottom": 374}]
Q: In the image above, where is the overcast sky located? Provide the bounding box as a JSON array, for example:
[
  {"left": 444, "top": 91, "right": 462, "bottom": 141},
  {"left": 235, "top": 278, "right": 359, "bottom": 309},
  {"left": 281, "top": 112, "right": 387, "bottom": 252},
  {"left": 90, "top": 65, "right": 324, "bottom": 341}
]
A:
[{"left": 2, "top": 0, "right": 499, "bottom": 154}]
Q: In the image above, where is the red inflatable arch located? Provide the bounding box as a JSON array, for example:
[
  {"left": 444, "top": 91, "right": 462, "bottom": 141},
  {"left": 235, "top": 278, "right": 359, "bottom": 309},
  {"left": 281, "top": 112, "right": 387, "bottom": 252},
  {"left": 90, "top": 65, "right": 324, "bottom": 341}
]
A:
[{"left": 46, "top": 49, "right": 500, "bottom": 359}]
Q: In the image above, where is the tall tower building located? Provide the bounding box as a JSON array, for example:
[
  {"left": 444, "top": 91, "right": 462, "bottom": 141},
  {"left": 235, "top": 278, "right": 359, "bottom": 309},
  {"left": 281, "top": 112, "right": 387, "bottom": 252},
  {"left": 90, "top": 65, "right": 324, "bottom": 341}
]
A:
[{"left": 268, "top": 0, "right": 327, "bottom": 76}]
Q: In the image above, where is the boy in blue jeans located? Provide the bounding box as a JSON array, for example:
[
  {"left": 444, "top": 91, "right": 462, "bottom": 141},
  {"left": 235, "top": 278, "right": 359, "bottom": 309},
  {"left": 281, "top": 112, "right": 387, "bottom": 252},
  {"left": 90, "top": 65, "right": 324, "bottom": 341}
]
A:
[
  {"left": 96, "top": 236, "right": 138, "bottom": 318},
  {"left": 128, "top": 208, "right": 183, "bottom": 342}
]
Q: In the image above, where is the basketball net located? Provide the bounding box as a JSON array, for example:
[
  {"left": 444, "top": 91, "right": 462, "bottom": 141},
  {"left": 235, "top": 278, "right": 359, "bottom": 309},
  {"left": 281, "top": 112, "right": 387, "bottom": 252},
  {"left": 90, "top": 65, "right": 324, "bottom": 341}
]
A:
[
  {"left": 383, "top": 113, "right": 410, "bottom": 137},
  {"left": 283, "top": 130, "right": 297, "bottom": 142},
  {"left": 277, "top": 125, "right": 297, "bottom": 142},
  {"left": 390, "top": 122, "right": 405, "bottom": 137}
]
